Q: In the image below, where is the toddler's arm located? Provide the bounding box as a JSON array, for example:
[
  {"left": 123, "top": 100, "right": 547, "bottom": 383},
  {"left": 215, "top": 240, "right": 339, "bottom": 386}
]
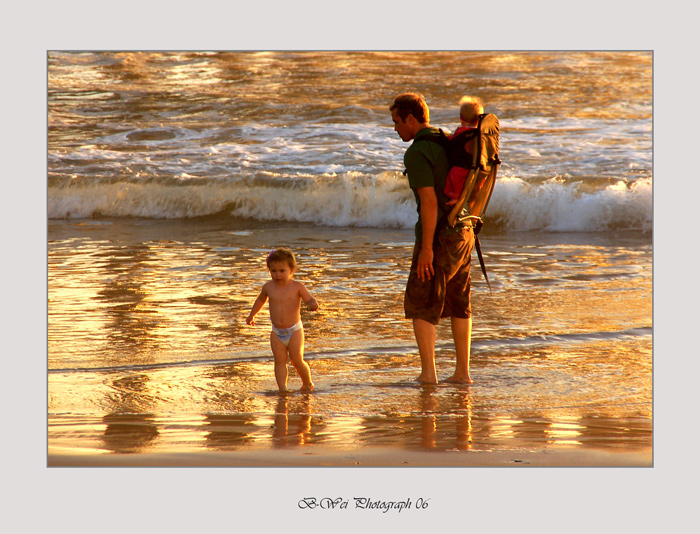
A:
[
  {"left": 299, "top": 283, "right": 319, "bottom": 312},
  {"left": 306, "top": 297, "right": 319, "bottom": 312},
  {"left": 246, "top": 288, "right": 268, "bottom": 325}
]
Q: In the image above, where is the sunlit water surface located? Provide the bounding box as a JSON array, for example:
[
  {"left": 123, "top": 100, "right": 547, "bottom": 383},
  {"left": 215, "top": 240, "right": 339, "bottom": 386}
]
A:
[
  {"left": 48, "top": 51, "right": 652, "bottom": 458},
  {"left": 48, "top": 219, "right": 651, "bottom": 455}
]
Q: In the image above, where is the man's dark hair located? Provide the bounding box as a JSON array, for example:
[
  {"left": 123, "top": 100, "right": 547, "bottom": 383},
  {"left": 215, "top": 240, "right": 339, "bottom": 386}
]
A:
[{"left": 390, "top": 93, "right": 430, "bottom": 123}]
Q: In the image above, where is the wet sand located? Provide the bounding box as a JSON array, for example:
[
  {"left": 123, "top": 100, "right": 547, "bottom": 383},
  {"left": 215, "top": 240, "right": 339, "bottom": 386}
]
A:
[{"left": 49, "top": 445, "right": 651, "bottom": 467}]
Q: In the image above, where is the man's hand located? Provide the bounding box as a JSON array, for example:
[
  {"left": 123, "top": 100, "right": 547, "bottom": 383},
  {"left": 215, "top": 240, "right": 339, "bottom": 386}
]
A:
[
  {"left": 416, "top": 186, "right": 438, "bottom": 282},
  {"left": 417, "top": 247, "right": 434, "bottom": 282}
]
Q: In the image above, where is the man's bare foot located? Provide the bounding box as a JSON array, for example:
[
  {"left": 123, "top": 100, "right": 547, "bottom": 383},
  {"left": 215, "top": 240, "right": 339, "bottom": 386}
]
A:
[
  {"left": 416, "top": 374, "right": 438, "bottom": 385},
  {"left": 300, "top": 383, "right": 314, "bottom": 392},
  {"left": 444, "top": 374, "right": 473, "bottom": 384}
]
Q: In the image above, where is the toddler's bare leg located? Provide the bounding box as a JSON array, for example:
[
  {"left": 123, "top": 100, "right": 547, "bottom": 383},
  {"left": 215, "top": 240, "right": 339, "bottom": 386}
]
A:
[
  {"left": 271, "top": 333, "right": 290, "bottom": 392},
  {"left": 287, "top": 329, "right": 314, "bottom": 392}
]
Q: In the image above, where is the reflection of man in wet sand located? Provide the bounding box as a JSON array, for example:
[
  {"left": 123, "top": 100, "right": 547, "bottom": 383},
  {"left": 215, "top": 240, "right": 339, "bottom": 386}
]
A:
[{"left": 390, "top": 93, "right": 475, "bottom": 385}]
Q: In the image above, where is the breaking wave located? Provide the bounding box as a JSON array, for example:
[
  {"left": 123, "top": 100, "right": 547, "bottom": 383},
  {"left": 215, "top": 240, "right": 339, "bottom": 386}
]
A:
[{"left": 48, "top": 172, "right": 652, "bottom": 233}]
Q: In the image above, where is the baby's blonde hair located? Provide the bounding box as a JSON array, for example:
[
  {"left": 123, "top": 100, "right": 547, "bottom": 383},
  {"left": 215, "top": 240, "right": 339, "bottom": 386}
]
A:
[{"left": 459, "top": 96, "right": 484, "bottom": 124}]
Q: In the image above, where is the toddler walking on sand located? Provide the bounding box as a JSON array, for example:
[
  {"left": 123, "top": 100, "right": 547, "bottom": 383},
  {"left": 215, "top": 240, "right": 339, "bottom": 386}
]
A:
[{"left": 246, "top": 247, "right": 319, "bottom": 392}]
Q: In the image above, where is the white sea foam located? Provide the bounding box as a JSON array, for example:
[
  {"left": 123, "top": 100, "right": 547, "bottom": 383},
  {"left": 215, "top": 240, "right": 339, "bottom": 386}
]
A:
[
  {"left": 47, "top": 172, "right": 416, "bottom": 226},
  {"left": 48, "top": 171, "right": 652, "bottom": 233},
  {"left": 48, "top": 52, "right": 652, "bottom": 234},
  {"left": 489, "top": 176, "right": 652, "bottom": 232}
]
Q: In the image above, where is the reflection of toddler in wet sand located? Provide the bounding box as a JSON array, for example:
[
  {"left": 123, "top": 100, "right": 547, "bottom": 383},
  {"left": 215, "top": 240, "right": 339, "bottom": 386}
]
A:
[
  {"left": 246, "top": 247, "right": 318, "bottom": 392},
  {"left": 444, "top": 96, "right": 484, "bottom": 205}
]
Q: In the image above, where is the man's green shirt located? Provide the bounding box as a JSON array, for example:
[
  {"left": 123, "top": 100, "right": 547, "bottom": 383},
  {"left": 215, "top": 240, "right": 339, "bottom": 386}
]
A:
[{"left": 404, "top": 127, "right": 450, "bottom": 240}]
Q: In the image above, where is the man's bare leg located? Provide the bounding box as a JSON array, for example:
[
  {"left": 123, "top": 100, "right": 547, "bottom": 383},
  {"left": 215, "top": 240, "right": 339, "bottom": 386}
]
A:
[
  {"left": 413, "top": 318, "right": 438, "bottom": 384},
  {"left": 446, "top": 316, "right": 473, "bottom": 384}
]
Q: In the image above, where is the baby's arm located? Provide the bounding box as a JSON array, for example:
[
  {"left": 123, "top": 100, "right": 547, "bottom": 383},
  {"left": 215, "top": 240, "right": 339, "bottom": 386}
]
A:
[
  {"left": 299, "top": 283, "right": 319, "bottom": 312},
  {"left": 246, "top": 286, "right": 268, "bottom": 325}
]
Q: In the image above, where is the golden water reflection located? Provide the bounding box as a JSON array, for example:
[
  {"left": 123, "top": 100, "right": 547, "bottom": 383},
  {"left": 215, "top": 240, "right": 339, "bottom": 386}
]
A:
[
  {"left": 48, "top": 221, "right": 652, "bottom": 459},
  {"left": 48, "top": 223, "right": 421, "bottom": 370},
  {"left": 101, "top": 413, "right": 159, "bottom": 454},
  {"left": 48, "top": 379, "right": 651, "bottom": 456}
]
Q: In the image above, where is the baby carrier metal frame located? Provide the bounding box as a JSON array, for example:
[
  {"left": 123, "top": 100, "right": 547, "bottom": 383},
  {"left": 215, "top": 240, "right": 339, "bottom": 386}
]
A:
[
  {"left": 446, "top": 113, "right": 501, "bottom": 228},
  {"left": 406, "top": 113, "right": 501, "bottom": 293},
  {"left": 447, "top": 113, "right": 501, "bottom": 294}
]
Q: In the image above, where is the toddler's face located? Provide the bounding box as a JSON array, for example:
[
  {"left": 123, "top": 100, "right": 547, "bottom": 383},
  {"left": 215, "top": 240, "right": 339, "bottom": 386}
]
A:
[{"left": 268, "top": 261, "right": 294, "bottom": 284}]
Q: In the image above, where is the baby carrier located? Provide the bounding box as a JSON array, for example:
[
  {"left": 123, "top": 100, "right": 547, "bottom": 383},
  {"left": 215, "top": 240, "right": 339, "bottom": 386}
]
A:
[
  {"left": 409, "top": 113, "right": 501, "bottom": 293},
  {"left": 445, "top": 113, "right": 501, "bottom": 230}
]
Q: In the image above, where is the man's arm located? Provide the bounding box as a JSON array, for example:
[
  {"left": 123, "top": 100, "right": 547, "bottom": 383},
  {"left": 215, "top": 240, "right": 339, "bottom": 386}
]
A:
[{"left": 416, "top": 186, "right": 438, "bottom": 281}]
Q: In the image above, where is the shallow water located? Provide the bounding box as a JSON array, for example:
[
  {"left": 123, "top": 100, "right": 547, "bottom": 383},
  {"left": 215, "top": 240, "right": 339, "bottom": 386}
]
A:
[
  {"left": 47, "top": 51, "right": 652, "bottom": 459},
  {"left": 48, "top": 218, "right": 651, "bottom": 456}
]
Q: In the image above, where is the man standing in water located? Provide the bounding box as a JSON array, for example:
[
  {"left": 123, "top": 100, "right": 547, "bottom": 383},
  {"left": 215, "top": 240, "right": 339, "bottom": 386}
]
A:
[{"left": 390, "top": 93, "right": 475, "bottom": 384}]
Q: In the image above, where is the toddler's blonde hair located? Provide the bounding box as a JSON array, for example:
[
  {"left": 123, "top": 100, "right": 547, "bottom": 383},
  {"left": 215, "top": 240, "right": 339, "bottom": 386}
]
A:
[{"left": 459, "top": 96, "right": 484, "bottom": 124}]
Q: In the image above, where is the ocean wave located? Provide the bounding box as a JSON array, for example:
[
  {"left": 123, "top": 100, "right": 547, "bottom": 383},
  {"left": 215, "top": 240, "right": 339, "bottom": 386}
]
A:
[
  {"left": 488, "top": 176, "right": 652, "bottom": 232},
  {"left": 47, "top": 172, "right": 652, "bottom": 233}
]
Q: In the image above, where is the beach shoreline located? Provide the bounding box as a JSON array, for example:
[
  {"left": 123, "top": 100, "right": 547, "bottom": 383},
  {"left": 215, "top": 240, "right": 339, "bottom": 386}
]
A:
[
  {"left": 48, "top": 218, "right": 652, "bottom": 466},
  {"left": 48, "top": 445, "right": 652, "bottom": 467}
]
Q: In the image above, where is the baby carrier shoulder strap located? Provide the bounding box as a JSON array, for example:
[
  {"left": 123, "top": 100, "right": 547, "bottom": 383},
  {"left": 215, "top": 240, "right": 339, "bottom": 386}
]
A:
[
  {"left": 404, "top": 119, "right": 501, "bottom": 294},
  {"left": 403, "top": 129, "right": 458, "bottom": 221}
]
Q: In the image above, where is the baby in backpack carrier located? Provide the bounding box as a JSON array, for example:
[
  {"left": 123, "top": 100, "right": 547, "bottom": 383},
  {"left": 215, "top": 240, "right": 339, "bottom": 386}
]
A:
[{"left": 444, "top": 96, "right": 484, "bottom": 205}]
